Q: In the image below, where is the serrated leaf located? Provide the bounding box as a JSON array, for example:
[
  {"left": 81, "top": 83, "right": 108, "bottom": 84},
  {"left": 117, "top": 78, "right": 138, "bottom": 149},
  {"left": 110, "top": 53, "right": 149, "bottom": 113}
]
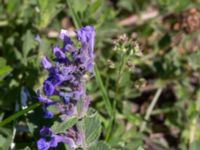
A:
[
  {"left": 89, "top": 141, "right": 111, "bottom": 150},
  {"left": 77, "top": 108, "right": 101, "bottom": 147},
  {"left": 51, "top": 117, "right": 77, "bottom": 134}
]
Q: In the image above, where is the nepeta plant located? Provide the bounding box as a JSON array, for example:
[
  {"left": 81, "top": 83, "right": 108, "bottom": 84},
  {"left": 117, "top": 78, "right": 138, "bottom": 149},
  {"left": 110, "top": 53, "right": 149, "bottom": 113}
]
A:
[{"left": 37, "top": 26, "right": 95, "bottom": 150}]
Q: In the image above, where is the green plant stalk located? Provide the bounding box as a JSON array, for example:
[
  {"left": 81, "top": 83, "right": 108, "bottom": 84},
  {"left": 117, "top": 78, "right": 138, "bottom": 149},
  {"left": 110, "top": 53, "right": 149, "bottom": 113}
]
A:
[
  {"left": 66, "top": 0, "right": 81, "bottom": 29},
  {"left": 66, "top": 0, "right": 112, "bottom": 117},
  {"left": 140, "top": 87, "right": 163, "bottom": 132},
  {"left": 106, "top": 54, "right": 127, "bottom": 141},
  {"left": 0, "top": 102, "right": 41, "bottom": 127},
  {"left": 94, "top": 65, "right": 113, "bottom": 116}
]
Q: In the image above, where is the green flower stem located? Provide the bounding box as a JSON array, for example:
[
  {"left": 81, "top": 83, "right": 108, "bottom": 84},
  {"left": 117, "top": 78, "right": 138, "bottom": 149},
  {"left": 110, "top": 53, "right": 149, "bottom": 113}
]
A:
[
  {"left": 0, "top": 102, "right": 41, "bottom": 127},
  {"left": 106, "top": 54, "right": 127, "bottom": 141},
  {"left": 94, "top": 65, "right": 113, "bottom": 117}
]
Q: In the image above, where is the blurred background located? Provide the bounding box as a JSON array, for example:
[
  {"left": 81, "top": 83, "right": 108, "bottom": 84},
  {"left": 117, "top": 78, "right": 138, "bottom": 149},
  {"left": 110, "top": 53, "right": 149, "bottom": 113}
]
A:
[{"left": 1, "top": 0, "right": 200, "bottom": 149}]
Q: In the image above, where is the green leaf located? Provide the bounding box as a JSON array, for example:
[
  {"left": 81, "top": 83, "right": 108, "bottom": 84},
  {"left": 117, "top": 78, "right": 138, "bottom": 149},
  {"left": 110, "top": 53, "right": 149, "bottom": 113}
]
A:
[
  {"left": 89, "top": 0, "right": 102, "bottom": 14},
  {"left": 37, "top": 0, "right": 64, "bottom": 29},
  {"left": 191, "top": 141, "right": 200, "bottom": 150},
  {"left": 47, "top": 105, "right": 60, "bottom": 115},
  {"left": 38, "top": 38, "right": 51, "bottom": 56},
  {"left": 89, "top": 141, "right": 111, "bottom": 150},
  {"left": 0, "top": 102, "right": 41, "bottom": 127},
  {"left": 51, "top": 117, "right": 77, "bottom": 134},
  {"left": 77, "top": 108, "right": 102, "bottom": 148},
  {"left": 6, "top": 0, "right": 20, "bottom": 15},
  {"left": 94, "top": 65, "right": 112, "bottom": 117},
  {"left": 0, "top": 58, "right": 6, "bottom": 67},
  {"left": 0, "top": 66, "right": 12, "bottom": 79},
  {"left": 0, "top": 57, "right": 12, "bottom": 79},
  {"left": 22, "top": 30, "right": 35, "bottom": 59},
  {"left": 117, "top": 0, "right": 134, "bottom": 12},
  {"left": 69, "top": 0, "right": 88, "bottom": 14},
  {"left": 0, "top": 128, "right": 12, "bottom": 150}
]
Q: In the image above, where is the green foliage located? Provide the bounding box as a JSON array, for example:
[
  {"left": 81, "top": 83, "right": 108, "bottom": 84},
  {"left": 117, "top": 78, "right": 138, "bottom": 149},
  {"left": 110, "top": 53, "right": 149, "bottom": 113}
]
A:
[
  {"left": 77, "top": 108, "right": 102, "bottom": 148},
  {"left": 191, "top": 141, "right": 200, "bottom": 150},
  {"left": 0, "top": 60, "right": 12, "bottom": 80},
  {"left": 89, "top": 141, "right": 111, "bottom": 150},
  {"left": 188, "top": 51, "right": 200, "bottom": 70},
  {"left": 37, "top": 0, "right": 64, "bottom": 29},
  {"left": 1, "top": 0, "right": 200, "bottom": 149},
  {"left": 159, "top": 0, "right": 196, "bottom": 14},
  {"left": 51, "top": 117, "right": 78, "bottom": 134},
  {"left": 0, "top": 128, "right": 12, "bottom": 150}
]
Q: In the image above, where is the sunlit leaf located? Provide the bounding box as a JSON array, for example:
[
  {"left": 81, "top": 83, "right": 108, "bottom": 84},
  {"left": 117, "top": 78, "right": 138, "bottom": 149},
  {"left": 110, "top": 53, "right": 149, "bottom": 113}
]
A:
[
  {"left": 0, "top": 66, "right": 12, "bottom": 79},
  {"left": 51, "top": 117, "right": 78, "bottom": 134},
  {"left": 77, "top": 108, "right": 102, "bottom": 147}
]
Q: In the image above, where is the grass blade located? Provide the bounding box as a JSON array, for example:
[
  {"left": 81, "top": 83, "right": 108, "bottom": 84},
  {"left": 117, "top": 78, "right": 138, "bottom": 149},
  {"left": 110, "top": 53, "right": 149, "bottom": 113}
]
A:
[
  {"left": 94, "top": 65, "right": 113, "bottom": 116},
  {"left": 0, "top": 102, "right": 41, "bottom": 127}
]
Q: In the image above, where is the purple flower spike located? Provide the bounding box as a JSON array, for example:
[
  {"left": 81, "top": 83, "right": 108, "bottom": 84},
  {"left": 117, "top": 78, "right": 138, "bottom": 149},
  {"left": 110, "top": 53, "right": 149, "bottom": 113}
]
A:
[
  {"left": 41, "top": 56, "right": 52, "bottom": 69},
  {"left": 76, "top": 26, "right": 95, "bottom": 57},
  {"left": 37, "top": 26, "right": 95, "bottom": 150}
]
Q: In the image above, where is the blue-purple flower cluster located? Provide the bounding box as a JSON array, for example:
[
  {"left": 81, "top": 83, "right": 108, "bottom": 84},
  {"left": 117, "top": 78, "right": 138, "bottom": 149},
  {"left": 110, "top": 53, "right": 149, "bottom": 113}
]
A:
[{"left": 36, "top": 26, "right": 95, "bottom": 150}]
